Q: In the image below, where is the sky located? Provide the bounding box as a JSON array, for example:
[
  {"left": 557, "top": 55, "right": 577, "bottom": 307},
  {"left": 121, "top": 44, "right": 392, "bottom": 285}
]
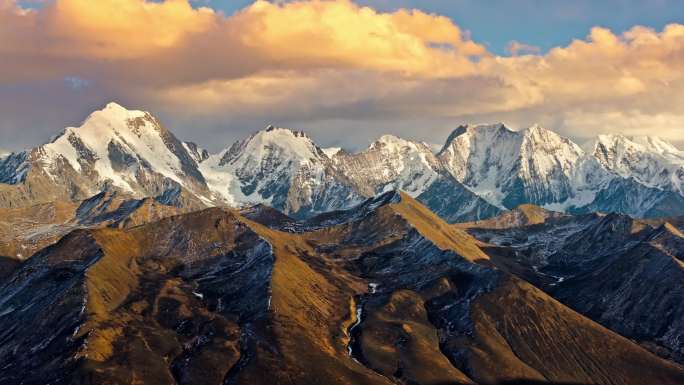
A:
[{"left": 1, "top": 0, "right": 684, "bottom": 152}]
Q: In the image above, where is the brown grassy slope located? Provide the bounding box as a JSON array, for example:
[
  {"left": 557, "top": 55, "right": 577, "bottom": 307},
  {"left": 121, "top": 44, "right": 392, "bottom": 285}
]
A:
[
  {"left": 7, "top": 194, "right": 684, "bottom": 385},
  {"left": 455, "top": 203, "right": 566, "bottom": 230},
  {"left": 367, "top": 195, "right": 684, "bottom": 384},
  {"left": 234, "top": 217, "right": 392, "bottom": 385},
  {"left": 361, "top": 289, "right": 474, "bottom": 385},
  {"left": 0, "top": 200, "right": 78, "bottom": 258},
  {"left": 303, "top": 204, "right": 410, "bottom": 260},
  {"left": 390, "top": 192, "right": 490, "bottom": 262},
  {"left": 75, "top": 209, "right": 247, "bottom": 384},
  {"left": 460, "top": 276, "right": 684, "bottom": 385},
  {"left": 71, "top": 208, "right": 394, "bottom": 385}
]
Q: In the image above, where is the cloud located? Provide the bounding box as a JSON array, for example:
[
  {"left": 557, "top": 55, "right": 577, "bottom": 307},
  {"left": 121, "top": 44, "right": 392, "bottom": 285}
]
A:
[
  {"left": 483, "top": 24, "right": 684, "bottom": 139},
  {"left": 0, "top": 0, "right": 683, "bottom": 151},
  {"left": 506, "top": 41, "right": 541, "bottom": 56}
]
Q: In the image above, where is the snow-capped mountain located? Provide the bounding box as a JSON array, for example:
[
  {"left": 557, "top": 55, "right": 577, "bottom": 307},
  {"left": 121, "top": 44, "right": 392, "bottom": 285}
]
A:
[
  {"left": 437, "top": 123, "right": 684, "bottom": 218},
  {"left": 331, "top": 134, "right": 501, "bottom": 221},
  {"left": 332, "top": 134, "right": 441, "bottom": 197},
  {"left": 1, "top": 104, "right": 493, "bottom": 220},
  {"left": 200, "top": 126, "right": 363, "bottom": 218},
  {"left": 438, "top": 123, "right": 589, "bottom": 208},
  {"left": 42, "top": 102, "right": 207, "bottom": 193},
  {"left": 2, "top": 102, "right": 684, "bottom": 220},
  {"left": 0, "top": 103, "right": 212, "bottom": 208},
  {"left": 591, "top": 134, "right": 684, "bottom": 195}
]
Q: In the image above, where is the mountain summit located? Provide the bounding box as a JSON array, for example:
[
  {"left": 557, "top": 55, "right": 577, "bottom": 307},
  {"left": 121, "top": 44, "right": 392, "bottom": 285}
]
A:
[
  {"left": 200, "top": 125, "right": 363, "bottom": 218},
  {"left": 0, "top": 102, "right": 212, "bottom": 208},
  {"left": 438, "top": 123, "right": 586, "bottom": 208}
]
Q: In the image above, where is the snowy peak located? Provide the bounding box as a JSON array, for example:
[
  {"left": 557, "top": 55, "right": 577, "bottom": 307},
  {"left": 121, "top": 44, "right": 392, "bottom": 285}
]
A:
[
  {"left": 438, "top": 124, "right": 504, "bottom": 154},
  {"left": 201, "top": 125, "right": 362, "bottom": 217},
  {"left": 438, "top": 123, "right": 519, "bottom": 161},
  {"left": 372, "top": 133, "right": 412, "bottom": 147},
  {"left": 438, "top": 123, "right": 521, "bottom": 202},
  {"left": 436, "top": 123, "right": 684, "bottom": 217},
  {"left": 369, "top": 134, "right": 435, "bottom": 156},
  {"left": 329, "top": 131, "right": 500, "bottom": 221},
  {"left": 80, "top": 102, "right": 157, "bottom": 137},
  {"left": 591, "top": 134, "right": 684, "bottom": 193},
  {"left": 515, "top": 123, "right": 582, "bottom": 155},
  {"left": 104, "top": 101, "right": 127, "bottom": 111},
  {"left": 441, "top": 122, "right": 509, "bottom": 143},
  {"left": 593, "top": 134, "right": 684, "bottom": 161},
  {"left": 632, "top": 136, "right": 684, "bottom": 157},
  {"left": 333, "top": 133, "right": 442, "bottom": 198},
  {"left": 438, "top": 123, "right": 588, "bottom": 208},
  {"left": 36, "top": 102, "right": 206, "bottom": 195},
  {"left": 219, "top": 125, "right": 326, "bottom": 169},
  {"left": 521, "top": 124, "right": 576, "bottom": 148},
  {"left": 518, "top": 124, "right": 584, "bottom": 178},
  {"left": 5, "top": 101, "right": 684, "bottom": 222},
  {"left": 265, "top": 124, "right": 308, "bottom": 138}
]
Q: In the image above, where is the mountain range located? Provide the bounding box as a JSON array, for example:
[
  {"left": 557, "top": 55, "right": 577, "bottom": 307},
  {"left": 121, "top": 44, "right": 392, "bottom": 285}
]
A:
[
  {"left": 1, "top": 103, "right": 684, "bottom": 384},
  {"left": 1, "top": 191, "right": 683, "bottom": 384},
  {"left": 2, "top": 102, "right": 684, "bottom": 225}
]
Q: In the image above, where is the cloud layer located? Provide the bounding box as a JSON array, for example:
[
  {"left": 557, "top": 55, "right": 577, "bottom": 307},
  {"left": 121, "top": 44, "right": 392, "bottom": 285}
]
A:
[{"left": 1, "top": 0, "right": 683, "bottom": 150}]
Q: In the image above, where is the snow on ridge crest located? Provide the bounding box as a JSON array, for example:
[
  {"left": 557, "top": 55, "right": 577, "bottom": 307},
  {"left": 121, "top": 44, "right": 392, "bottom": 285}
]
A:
[
  {"left": 239, "top": 125, "right": 324, "bottom": 163},
  {"left": 370, "top": 134, "right": 431, "bottom": 152}
]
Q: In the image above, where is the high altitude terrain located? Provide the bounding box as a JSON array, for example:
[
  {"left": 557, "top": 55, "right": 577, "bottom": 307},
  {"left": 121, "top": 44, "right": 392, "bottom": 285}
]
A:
[
  {"left": 461, "top": 205, "right": 684, "bottom": 365},
  {"left": 1, "top": 103, "right": 683, "bottom": 384},
  {"left": 0, "top": 192, "right": 683, "bottom": 385}
]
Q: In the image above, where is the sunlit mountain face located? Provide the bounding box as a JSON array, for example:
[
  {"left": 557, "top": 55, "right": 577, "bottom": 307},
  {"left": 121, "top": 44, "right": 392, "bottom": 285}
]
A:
[{"left": 1, "top": 1, "right": 684, "bottom": 384}]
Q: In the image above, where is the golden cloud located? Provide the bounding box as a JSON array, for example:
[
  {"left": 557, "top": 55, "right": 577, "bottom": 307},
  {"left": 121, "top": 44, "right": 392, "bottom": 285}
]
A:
[
  {"left": 0, "top": 0, "right": 683, "bottom": 143},
  {"left": 231, "top": 0, "right": 487, "bottom": 76},
  {"left": 1, "top": 0, "right": 485, "bottom": 79}
]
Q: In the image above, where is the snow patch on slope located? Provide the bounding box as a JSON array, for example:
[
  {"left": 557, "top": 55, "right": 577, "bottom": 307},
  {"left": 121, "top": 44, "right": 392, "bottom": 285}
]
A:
[
  {"left": 322, "top": 147, "right": 342, "bottom": 159},
  {"left": 198, "top": 150, "right": 246, "bottom": 207}
]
